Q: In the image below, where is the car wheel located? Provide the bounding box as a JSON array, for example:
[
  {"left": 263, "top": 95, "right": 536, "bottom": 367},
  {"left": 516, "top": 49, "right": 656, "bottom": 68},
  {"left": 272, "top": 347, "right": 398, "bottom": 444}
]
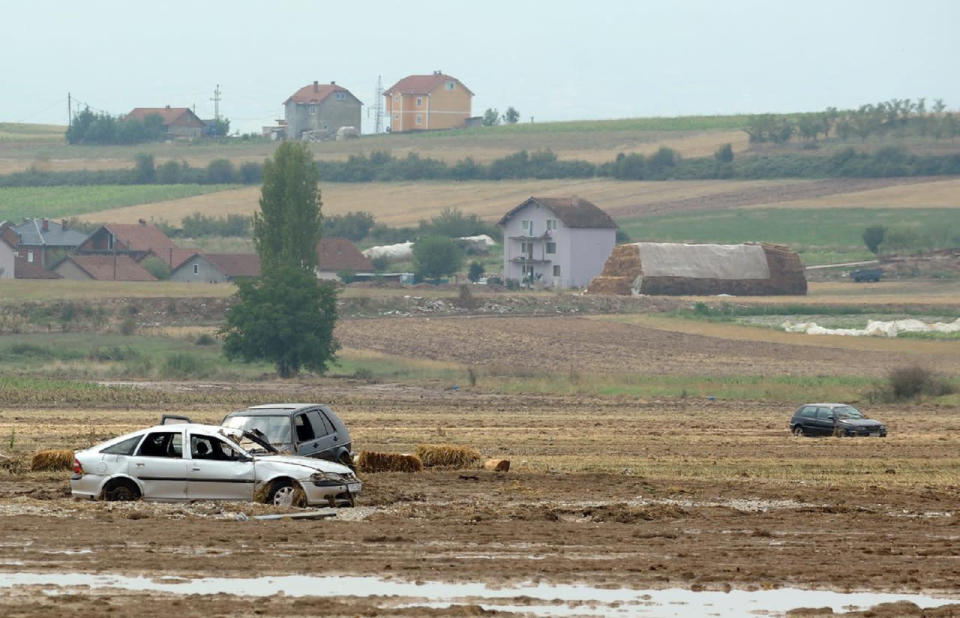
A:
[
  {"left": 267, "top": 480, "right": 305, "bottom": 507},
  {"left": 792, "top": 425, "right": 805, "bottom": 437},
  {"left": 103, "top": 480, "right": 140, "bottom": 502}
]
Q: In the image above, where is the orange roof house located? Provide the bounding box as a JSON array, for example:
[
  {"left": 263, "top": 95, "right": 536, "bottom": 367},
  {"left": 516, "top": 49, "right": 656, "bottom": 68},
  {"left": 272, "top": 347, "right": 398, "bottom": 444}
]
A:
[
  {"left": 169, "top": 253, "right": 261, "bottom": 283},
  {"left": 126, "top": 106, "right": 206, "bottom": 138},
  {"left": 77, "top": 220, "right": 176, "bottom": 262},
  {"left": 316, "top": 238, "right": 373, "bottom": 280},
  {"left": 384, "top": 71, "right": 473, "bottom": 132}
]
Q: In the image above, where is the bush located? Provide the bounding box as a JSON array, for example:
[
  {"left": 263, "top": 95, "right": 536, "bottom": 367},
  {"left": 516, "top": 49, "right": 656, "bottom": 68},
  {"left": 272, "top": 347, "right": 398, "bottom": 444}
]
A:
[
  {"left": 468, "top": 261, "right": 484, "bottom": 283},
  {"left": 140, "top": 256, "right": 171, "bottom": 280},
  {"left": 162, "top": 353, "right": 204, "bottom": 378},
  {"left": 119, "top": 317, "right": 137, "bottom": 336},
  {"left": 862, "top": 225, "right": 886, "bottom": 254},
  {"left": 195, "top": 333, "right": 216, "bottom": 346},
  {"left": 867, "top": 366, "right": 956, "bottom": 402}
]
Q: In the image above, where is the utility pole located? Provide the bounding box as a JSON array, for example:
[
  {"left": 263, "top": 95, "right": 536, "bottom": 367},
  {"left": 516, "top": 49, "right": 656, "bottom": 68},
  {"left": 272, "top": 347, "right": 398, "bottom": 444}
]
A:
[
  {"left": 67, "top": 92, "right": 71, "bottom": 128},
  {"left": 372, "top": 75, "right": 384, "bottom": 134},
  {"left": 211, "top": 84, "right": 222, "bottom": 121}
]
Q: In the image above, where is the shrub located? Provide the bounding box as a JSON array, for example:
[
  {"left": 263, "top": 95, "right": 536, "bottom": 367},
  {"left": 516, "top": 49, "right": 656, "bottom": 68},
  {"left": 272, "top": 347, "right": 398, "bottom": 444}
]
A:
[
  {"left": 468, "top": 261, "right": 484, "bottom": 283},
  {"left": 862, "top": 225, "right": 886, "bottom": 254},
  {"left": 195, "top": 333, "right": 216, "bottom": 346},
  {"left": 162, "top": 353, "right": 203, "bottom": 378},
  {"left": 140, "top": 256, "right": 171, "bottom": 280},
  {"left": 867, "top": 366, "right": 956, "bottom": 402},
  {"left": 119, "top": 317, "right": 137, "bottom": 336}
]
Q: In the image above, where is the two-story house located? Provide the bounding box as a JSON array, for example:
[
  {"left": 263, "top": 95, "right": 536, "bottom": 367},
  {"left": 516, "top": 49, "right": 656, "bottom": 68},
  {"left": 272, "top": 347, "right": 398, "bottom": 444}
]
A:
[
  {"left": 0, "top": 223, "right": 16, "bottom": 279},
  {"left": 11, "top": 218, "right": 88, "bottom": 269},
  {"left": 75, "top": 220, "right": 188, "bottom": 267},
  {"left": 498, "top": 196, "right": 617, "bottom": 289},
  {"left": 384, "top": 71, "right": 472, "bottom": 132},
  {"left": 284, "top": 81, "right": 363, "bottom": 140}
]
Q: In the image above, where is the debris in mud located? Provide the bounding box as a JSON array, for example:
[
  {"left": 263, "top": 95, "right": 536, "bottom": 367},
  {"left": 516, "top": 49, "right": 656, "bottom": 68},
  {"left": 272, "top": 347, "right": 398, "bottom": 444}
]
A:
[{"left": 483, "top": 459, "right": 510, "bottom": 472}]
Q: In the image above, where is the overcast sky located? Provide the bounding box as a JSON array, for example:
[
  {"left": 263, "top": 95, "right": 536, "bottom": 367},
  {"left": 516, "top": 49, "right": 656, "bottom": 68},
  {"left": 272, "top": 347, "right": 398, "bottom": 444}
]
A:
[{"left": 3, "top": 0, "right": 958, "bottom": 134}]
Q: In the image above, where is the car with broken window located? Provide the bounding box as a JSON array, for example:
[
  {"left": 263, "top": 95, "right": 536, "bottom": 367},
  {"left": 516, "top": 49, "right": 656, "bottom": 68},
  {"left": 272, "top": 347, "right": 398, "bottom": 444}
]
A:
[
  {"left": 790, "top": 403, "right": 887, "bottom": 437},
  {"left": 220, "top": 403, "right": 354, "bottom": 467},
  {"left": 70, "top": 422, "right": 361, "bottom": 507}
]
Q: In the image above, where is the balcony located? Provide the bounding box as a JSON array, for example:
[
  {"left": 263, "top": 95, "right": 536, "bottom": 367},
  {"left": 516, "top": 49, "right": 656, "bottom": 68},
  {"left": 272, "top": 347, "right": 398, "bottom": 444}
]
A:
[{"left": 509, "top": 255, "right": 551, "bottom": 264}]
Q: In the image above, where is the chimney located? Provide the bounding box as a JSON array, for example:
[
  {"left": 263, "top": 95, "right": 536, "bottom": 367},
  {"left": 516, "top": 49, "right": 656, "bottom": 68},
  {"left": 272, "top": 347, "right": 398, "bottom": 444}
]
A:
[
  {"left": 41, "top": 219, "right": 49, "bottom": 232},
  {"left": 313, "top": 81, "right": 319, "bottom": 92},
  {"left": 330, "top": 80, "right": 335, "bottom": 85},
  {"left": 165, "top": 105, "right": 170, "bottom": 109}
]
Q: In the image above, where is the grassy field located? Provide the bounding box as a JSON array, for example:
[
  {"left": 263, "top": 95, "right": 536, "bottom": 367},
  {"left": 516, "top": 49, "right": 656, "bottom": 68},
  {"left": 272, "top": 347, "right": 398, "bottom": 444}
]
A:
[
  {"left": 0, "top": 123, "right": 64, "bottom": 143},
  {"left": 618, "top": 206, "right": 960, "bottom": 265},
  {"left": 0, "top": 184, "right": 238, "bottom": 222}
]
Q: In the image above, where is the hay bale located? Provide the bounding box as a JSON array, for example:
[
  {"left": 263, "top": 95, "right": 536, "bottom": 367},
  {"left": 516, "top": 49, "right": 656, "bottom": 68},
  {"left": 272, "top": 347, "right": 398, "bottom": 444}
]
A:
[
  {"left": 356, "top": 451, "right": 423, "bottom": 473},
  {"left": 483, "top": 458, "right": 510, "bottom": 472},
  {"left": 416, "top": 444, "right": 482, "bottom": 469},
  {"left": 30, "top": 449, "right": 74, "bottom": 472}
]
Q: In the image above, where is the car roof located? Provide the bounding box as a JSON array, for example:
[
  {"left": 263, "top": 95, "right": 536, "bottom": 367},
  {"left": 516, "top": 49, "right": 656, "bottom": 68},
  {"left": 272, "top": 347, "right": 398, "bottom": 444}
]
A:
[
  {"left": 800, "top": 403, "right": 850, "bottom": 407},
  {"left": 228, "top": 403, "right": 326, "bottom": 416},
  {"left": 145, "top": 422, "right": 239, "bottom": 435}
]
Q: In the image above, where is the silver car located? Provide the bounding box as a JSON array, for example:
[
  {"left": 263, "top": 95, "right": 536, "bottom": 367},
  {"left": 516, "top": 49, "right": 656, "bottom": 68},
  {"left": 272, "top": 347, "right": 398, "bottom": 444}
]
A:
[{"left": 70, "top": 423, "right": 361, "bottom": 507}]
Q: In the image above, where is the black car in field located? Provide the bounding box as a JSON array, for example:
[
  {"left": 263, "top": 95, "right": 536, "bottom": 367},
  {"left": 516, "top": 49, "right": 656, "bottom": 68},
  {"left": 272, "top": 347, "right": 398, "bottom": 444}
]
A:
[
  {"left": 790, "top": 403, "right": 887, "bottom": 437},
  {"left": 220, "top": 403, "right": 354, "bottom": 466}
]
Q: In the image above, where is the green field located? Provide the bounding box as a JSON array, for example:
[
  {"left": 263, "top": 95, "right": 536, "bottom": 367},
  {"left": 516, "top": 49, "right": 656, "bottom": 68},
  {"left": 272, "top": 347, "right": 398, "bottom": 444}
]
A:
[
  {"left": 0, "top": 184, "right": 238, "bottom": 221},
  {"left": 619, "top": 207, "right": 960, "bottom": 265},
  {"left": 0, "top": 122, "right": 64, "bottom": 142}
]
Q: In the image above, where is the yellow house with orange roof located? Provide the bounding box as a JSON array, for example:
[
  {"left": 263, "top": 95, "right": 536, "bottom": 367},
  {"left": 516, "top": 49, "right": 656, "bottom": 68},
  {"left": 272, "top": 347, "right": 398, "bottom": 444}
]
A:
[{"left": 384, "top": 71, "right": 473, "bottom": 132}]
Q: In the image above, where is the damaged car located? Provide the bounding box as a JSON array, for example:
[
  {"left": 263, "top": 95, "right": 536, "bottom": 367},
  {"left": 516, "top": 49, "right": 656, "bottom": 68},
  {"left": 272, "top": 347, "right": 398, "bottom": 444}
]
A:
[{"left": 70, "top": 422, "right": 361, "bottom": 507}]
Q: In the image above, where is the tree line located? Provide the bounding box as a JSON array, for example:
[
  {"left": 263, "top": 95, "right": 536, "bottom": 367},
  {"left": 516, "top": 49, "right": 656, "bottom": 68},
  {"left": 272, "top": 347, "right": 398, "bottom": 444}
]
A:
[
  {"left": 66, "top": 108, "right": 229, "bottom": 144},
  {"left": 5, "top": 144, "right": 960, "bottom": 190},
  {"left": 745, "top": 98, "right": 958, "bottom": 144}
]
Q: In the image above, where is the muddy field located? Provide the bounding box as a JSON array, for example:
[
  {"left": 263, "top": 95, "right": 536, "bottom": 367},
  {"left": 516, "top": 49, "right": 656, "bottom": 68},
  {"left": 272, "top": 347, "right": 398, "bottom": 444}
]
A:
[{"left": 1, "top": 383, "right": 960, "bottom": 616}]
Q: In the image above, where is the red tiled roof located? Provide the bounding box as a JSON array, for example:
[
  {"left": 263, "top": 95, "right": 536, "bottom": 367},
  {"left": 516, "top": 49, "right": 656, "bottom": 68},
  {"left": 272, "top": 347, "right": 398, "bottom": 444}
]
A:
[
  {"left": 498, "top": 196, "right": 618, "bottom": 229},
  {"left": 60, "top": 255, "right": 156, "bottom": 281},
  {"left": 153, "top": 248, "right": 201, "bottom": 270},
  {"left": 316, "top": 238, "right": 373, "bottom": 272},
  {"left": 385, "top": 73, "right": 474, "bottom": 96},
  {"left": 105, "top": 223, "right": 177, "bottom": 253},
  {"left": 14, "top": 257, "right": 61, "bottom": 279},
  {"left": 203, "top": 253, "right": 261, "bottom": 278},
  {"left": 285, "top": 82, "right": 358, "bottom": 105},
  {"left": 126, "top": 107, "right": 206, "bottom": 127}
]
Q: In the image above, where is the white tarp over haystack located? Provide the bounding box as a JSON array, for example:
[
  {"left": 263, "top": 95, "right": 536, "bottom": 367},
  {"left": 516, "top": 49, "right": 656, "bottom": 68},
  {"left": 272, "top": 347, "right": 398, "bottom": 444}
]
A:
[
  {"left": 783, "top": 318, "right": 960, "bottom": 337},
  {"left": 363, "top": 241, "right": 414, "bottom": 261},
  {"left": 635, "top": 243, "right": 771, "bottom": 279},
  {"left": 458, "top": 234, "right": 496, "bottom": 248}
]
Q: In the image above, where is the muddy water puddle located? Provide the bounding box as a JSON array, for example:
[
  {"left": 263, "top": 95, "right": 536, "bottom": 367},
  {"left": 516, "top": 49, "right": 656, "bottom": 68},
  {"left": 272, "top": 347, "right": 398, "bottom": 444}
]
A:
[{"left": 1, "top": 572, "right": 957, "bottom": 616}]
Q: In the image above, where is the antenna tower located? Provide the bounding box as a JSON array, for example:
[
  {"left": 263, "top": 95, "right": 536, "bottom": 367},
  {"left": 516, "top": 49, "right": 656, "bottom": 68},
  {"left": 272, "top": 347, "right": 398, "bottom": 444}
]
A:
[
  {"left": 372, "top": 75, "right": 384, "bottom": 134},
  {"left": 211, "top": 84, "right": 222, "bottom": 121}
]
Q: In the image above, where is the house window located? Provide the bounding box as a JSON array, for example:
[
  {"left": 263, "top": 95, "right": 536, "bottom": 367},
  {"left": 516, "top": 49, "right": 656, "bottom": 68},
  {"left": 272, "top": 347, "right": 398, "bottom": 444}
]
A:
[
  {"left": 546, "top": 242, "right": 556, "bottom": 254},
  {"left": 521, "top": 220, "right": 533, "bottom": 235},
  {"left": 553, "top": 265, "right": 561, "bottom": 277},
  {"left": 335, "top": 92, "right": 346, "bottom": 101},
  {"left": 27, "top": 251, "right": 34, "bottom": 263},
  {"left": 445, "top": 81, "right": 455, "bottom": 90},
  {"left": 546, "top": 219, "right": 557, "bottom": 231},
  {"left": 193, "top": 264, "right": 199, "bottom": 276},
  {"left": 309, "top": 104, "right": 317, "bottom": 115},
  {"left": 415, "top": 115, "right": 423, "bottom": 125},
  {"left": 521, "top": 241, "right": 533, "bottom": 258},
  {"left": 416, "top": 97, "right": 423, "bottom": 107}
]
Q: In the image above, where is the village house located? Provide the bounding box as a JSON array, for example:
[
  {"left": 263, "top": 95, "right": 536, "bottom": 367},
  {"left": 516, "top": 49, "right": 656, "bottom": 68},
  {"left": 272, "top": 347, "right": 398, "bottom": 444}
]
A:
[
  {"left": 169, "top": 253, "right": 261, "bottom": 283},
  {"left": 384, "top": 71, "right": 473, "bottom": 132},
  {"left": 54, "top": 255, "right": 156, "bottom": 281},
  {"left": 75, "top": 220, "right": 191, "bottom": 268},
  {"left": 9, "top": 218, "right": 87, "bottom": 269},
  {"left": 498, "top": 196, "right": 617, "bottom": 289},
  {"left": 284, "top": 81, "right": 362, "bottom": 141},
  {"left": 316, "top": 237, "right": 373, "bottom": 280},
  {"left": 0, "top": 223, "right": 16, "bottom": 279},
  {"left": 126, "top": 106, "right": 207, "bottom": 139}
]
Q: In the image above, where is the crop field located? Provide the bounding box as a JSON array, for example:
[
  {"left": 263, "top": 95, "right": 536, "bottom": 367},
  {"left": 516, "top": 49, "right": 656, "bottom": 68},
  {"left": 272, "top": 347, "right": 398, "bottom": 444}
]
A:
[{"left": 0, "top": 184, "right": 237, "bottom": 222}]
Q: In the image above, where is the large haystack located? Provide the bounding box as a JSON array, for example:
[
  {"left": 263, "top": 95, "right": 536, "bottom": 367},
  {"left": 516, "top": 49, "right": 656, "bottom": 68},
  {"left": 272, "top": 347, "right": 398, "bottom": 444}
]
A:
[{"left": 588, "top": 242, "right": 806, "bottom": 296}]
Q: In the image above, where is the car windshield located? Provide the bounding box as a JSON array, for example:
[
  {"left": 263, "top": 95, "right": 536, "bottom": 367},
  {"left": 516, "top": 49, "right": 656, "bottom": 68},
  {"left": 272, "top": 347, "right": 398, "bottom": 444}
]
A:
[
  {"left": 835, "top": 406, "right": 863, "bottom": 419},
  {"left": 222, "top": 415, "right": 291, "bottom": 445}
]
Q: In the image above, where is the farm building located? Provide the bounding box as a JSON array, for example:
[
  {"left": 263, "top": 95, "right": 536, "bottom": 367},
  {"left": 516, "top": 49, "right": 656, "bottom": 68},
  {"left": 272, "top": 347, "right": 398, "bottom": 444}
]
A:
[
  {"left": 385, "top": 71, "right": 473, "bottom": 132},
  {"left": 588, "top": 242, "right": 806, "bottom": 296},
  {"left": 126, "top": 106, "right": 206, "bottom": 139},
  {"left": 499, "top": 196, "right": 617, "bottom": 289},
  {"left": 316, "top": 237, "right": 373, "bottom": 280},
  {"left": 10, "top": 218, "right": 87, "bottom": 269},
  {"left": 284, "top": 81, "right": 362, "bottom": 141},
  {"left": 76, "top": 220, "right": 178, "bottom": 263}
]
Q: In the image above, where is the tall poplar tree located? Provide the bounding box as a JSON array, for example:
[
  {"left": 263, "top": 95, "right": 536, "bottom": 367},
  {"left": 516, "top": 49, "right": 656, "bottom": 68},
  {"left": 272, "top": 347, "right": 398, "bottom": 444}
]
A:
[{"left": 221, "top": 142, "right": 339, "bottom": 378}]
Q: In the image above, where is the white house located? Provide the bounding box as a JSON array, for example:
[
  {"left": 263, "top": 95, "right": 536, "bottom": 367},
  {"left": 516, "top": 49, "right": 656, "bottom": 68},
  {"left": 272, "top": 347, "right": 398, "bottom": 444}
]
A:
[{"left": 498, "top": 196, "right": 617, "bottom": 289}]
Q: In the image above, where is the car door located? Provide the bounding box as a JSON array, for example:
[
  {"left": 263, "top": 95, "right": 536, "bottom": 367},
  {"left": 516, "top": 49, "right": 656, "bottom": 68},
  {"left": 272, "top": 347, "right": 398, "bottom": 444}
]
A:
[
  {"left": 301, "top": 409, "right": 340, "bottom": 459},
  {"left": 292, "top": 410, "right": 333, "bottom": 458},
  {"left": 128, "top": 430, "right": 187, "bottom": 500},
  {"left": 187, "top": 432, "right": 255, "bottom": 501},
  {"left": 812, "top": 407, "right": 836, "bottom": 436}
]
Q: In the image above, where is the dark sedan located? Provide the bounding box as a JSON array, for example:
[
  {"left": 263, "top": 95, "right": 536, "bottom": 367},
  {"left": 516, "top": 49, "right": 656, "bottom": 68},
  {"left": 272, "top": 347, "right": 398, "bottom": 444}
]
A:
[{"left": 790, "top": 403, "right": 887, "bottom": 437}]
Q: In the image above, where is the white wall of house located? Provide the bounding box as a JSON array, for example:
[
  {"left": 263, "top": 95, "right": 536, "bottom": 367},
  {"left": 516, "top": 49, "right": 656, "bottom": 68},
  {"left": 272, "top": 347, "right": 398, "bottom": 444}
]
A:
[
  {"left": 169, "top": 256, "right": 229, "bottom": 283},
  {"left": 501, "top": 203, "right": 615, "bottom": 288},
  {"left": 0, "top": 241, "right": 14, "bottom": 279}
]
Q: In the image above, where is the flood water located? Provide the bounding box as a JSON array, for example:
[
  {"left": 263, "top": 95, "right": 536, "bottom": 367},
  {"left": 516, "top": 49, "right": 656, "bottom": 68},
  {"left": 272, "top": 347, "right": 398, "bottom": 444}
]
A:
[{"left": 1, "top": 571, "right": 957, "bottom": 616}]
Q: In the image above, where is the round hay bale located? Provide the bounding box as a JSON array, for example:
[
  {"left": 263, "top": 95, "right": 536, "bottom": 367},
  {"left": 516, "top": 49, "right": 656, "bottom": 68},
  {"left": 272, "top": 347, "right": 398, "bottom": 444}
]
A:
[{"left": 30, "top": 449, "right": 74, "bottom": 472}]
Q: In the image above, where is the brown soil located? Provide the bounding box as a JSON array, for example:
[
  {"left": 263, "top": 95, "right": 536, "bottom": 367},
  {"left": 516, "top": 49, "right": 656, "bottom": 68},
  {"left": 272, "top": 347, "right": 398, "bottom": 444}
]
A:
[{"left": 1, "top": 387, "right": 959, "bottom": 616}]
